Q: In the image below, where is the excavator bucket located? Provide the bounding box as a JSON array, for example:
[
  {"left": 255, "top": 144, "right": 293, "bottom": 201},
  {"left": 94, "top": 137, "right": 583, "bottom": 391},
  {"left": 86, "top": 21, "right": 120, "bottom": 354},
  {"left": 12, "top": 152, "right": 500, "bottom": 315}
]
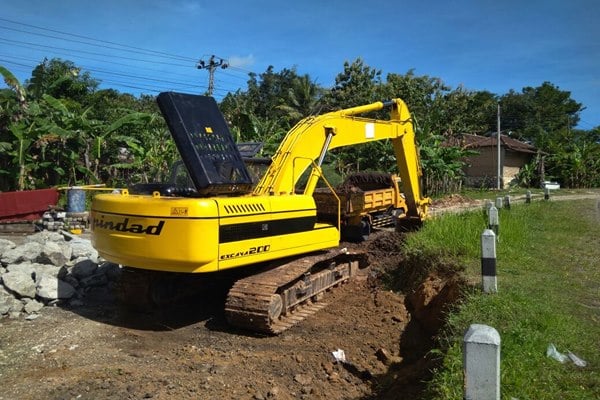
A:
[{"left": 157, "top": 92, "right": 253, "bottom": 195}]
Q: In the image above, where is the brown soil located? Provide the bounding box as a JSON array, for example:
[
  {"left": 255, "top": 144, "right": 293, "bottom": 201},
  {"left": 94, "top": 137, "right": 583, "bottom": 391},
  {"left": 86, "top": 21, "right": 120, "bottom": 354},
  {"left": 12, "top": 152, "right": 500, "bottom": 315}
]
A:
[{"left": 0, "top": 231, "right": 463, "bottom": 400}]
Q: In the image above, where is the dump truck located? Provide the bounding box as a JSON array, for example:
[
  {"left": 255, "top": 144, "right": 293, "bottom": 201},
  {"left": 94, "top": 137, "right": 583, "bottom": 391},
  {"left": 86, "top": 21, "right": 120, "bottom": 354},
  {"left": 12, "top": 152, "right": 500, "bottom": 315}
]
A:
[
  {"left": 90, "top": 92, "right": 430, "bottom": 334},
  {"left": 313, "top": 172, "right": 408, "bottom": 241}
]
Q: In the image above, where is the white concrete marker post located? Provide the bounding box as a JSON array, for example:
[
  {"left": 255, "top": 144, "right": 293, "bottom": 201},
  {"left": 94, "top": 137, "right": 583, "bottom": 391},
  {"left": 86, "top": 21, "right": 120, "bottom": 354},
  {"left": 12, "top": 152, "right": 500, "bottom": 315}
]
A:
[
  {"left": 481, "top": 229, "right": 497, "bottom": 293},
  {"left": 495, "top": 196, "right": 503, "bottom": 209},
  {"left": 483, "top": 200, "right": 493, "bottom": 218},
  {"left": 463, "top": 324, "right": 501, "bottom": 400},
  {"left": 503, "top": 195, "right": 511, "bottom": 210},
  {"left": 544, "top": 187, "right": 550, "bottom": 200},
  {"left": 525, "top": 190, "right": 532, "bottom": 204},
  {"left": 488, "top": 205, "right": 499, "bottom": 238}
]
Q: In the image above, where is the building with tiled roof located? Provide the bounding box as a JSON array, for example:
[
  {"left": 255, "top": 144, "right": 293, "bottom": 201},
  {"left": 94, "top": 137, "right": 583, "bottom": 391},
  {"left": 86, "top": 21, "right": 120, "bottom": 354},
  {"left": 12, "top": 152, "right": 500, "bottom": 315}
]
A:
[{"left": 447, "top": 133, "right": 540, "bottom": 188}]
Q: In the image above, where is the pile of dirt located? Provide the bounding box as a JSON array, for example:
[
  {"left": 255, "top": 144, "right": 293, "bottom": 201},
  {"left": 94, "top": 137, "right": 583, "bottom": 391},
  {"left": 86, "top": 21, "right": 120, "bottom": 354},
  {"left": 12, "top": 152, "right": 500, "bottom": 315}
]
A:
[
  {"left": 337, "top": 172, "right": 395, "bottom": 192},
  {"left": 432, "top": 193, "right": 478, "bottom": 208},
  {"left": 0, "top": 229, "right": 465, "bottom": 400}
]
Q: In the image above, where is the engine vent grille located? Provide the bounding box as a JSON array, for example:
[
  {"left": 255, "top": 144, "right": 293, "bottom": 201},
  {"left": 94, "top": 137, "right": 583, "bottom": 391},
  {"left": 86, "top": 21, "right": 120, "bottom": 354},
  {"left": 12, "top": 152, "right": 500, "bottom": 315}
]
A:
[{"left": 223, "top": 203, "right": 267, "bottom": 215}]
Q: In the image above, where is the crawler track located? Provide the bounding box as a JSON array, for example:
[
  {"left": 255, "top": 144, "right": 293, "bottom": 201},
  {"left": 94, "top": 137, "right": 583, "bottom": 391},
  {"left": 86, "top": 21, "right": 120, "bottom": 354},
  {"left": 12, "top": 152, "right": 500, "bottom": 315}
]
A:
[
  {"left": 114, "top": 250, "right": 369, "bottom": 334},
  {"left": 115, "top": 268, "right": 209, "bottom": 311},
  {"left": 225, "top": 249, "right": 368, "bottom": 334}
]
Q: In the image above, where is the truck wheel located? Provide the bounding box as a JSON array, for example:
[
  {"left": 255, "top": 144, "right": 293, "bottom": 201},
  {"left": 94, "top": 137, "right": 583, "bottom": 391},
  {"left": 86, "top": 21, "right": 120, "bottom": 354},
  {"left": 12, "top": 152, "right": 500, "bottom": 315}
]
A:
[{"left": 360, "top": 219, "right": 371, "bottom": 241}]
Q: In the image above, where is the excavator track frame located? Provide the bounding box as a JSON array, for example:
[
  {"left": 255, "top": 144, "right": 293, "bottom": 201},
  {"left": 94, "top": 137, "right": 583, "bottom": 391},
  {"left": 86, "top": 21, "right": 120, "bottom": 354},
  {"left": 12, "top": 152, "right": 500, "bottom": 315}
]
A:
[{"left": 225, "top": 249, "right": 368, "bottom": 334}]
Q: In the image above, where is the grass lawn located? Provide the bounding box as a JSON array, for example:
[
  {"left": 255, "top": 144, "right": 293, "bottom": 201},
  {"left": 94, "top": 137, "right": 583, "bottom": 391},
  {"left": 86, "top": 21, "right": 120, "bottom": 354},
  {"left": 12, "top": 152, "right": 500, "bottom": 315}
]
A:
[{"left": 402, "top": 199, "right": 599, "bottom": 399}]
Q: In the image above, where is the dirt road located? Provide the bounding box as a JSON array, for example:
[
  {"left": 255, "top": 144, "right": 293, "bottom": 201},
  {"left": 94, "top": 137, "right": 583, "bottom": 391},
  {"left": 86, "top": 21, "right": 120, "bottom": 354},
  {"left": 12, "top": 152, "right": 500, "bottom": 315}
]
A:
[{"left": 0, "top": 228, "right": 462, "bottom": 400}]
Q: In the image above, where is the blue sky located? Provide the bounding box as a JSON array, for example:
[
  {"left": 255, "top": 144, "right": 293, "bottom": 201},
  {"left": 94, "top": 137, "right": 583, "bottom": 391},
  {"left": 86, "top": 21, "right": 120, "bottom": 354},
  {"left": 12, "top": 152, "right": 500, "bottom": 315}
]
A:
[{"left": 1, "top": 0, "right": 598, "bottom": 129}]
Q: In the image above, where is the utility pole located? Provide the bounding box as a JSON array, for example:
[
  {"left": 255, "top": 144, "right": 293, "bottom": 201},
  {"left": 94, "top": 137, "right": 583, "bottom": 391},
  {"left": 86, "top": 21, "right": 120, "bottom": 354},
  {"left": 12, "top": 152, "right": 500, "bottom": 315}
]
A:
[
  {"left": 197, "top": 55, "right": 228, "bottom": 96},
  {"left": 497, "top": 103, "right": 501, "bottom": 190}
]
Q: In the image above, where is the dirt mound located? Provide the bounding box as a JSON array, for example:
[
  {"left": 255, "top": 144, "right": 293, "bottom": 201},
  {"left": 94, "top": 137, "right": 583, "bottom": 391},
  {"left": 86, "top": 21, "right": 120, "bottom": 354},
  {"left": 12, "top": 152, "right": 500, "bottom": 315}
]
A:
[
  {"left": 432, "top": 193, "right": 477, "bottom": 208},
  {"left": 406, "top": 273, "right": 464, "bottom": 335},
  {"left": 337, "top": 172, "right": 395, "bottom": 192}
]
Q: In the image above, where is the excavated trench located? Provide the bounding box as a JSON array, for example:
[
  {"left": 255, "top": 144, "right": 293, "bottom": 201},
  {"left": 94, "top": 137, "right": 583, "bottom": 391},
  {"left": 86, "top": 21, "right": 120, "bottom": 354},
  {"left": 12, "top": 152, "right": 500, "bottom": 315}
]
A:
[
  {"left": 370, "top": 273, "right": 465, "bottom": 399},
  {"left": 352, "top": 231, "right": 466, "bottom": 399}
]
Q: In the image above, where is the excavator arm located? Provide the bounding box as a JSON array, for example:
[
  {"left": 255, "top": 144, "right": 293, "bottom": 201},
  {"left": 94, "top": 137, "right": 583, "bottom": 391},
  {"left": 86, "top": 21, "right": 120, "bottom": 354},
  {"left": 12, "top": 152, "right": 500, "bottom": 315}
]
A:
[{"left": 253, "top": 99, "right": 429, "bottom": 220}]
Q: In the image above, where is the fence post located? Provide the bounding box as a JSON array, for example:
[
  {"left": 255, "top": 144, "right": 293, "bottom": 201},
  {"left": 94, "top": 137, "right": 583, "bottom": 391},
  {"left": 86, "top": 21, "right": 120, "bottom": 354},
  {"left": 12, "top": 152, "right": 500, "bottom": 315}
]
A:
[
  {"left": 464, "top": 324, "right": 501, "bottom": 400},
  {"left": 481, "top": 229, "right": 497, "bottom": 293},
  {"left": 525, "top": 190, "right": 532, "bottom": 204}
]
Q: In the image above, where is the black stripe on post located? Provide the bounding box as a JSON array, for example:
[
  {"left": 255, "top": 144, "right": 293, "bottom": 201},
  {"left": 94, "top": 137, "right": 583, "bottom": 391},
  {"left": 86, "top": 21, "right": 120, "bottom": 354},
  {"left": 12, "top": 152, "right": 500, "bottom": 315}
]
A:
[
  {"left": 481, "top": 228, "right": 498, "bottom": 293},
  {"left": 481, "top": 257, "right": 497, "bottom": 277}
]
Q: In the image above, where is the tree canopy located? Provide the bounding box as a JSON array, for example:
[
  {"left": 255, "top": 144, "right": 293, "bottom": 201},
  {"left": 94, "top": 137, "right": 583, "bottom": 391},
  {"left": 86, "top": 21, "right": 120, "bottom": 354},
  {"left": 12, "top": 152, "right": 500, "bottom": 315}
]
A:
[
  {"left": 1, "top": 57, "right": 597, "bottom": 193},
  {"left": 0, "top": 59, "right": 174, "bottom": 190}
]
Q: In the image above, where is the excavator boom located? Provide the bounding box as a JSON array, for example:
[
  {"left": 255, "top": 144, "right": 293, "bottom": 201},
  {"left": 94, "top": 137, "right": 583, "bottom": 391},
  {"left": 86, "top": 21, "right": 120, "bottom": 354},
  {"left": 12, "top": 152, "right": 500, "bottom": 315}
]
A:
[{"left": 254, "top": 98, "right": 429, "bottom": 220}]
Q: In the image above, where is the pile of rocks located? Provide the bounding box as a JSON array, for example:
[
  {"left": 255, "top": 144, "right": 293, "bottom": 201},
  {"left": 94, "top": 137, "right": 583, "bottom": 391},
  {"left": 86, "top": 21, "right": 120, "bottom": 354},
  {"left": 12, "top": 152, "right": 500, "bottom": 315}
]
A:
[
  {"left": 0, "top": 231, "right": 121, "bottom": 319},
  {"left": 37, "top": 209, "right": 90, "bottom": 232}
]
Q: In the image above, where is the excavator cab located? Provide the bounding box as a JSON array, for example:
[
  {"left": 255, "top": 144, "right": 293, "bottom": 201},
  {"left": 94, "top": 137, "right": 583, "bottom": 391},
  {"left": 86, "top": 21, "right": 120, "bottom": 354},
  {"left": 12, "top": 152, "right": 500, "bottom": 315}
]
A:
[
  {"left": 130, "top": 142, "right": 270, "bottom": 197},
  {"left": 156, "top": 92, "right": 254, "bottom": 196},
  {"left": 129, "top": 92, "right": 256, "bottom": 198}
]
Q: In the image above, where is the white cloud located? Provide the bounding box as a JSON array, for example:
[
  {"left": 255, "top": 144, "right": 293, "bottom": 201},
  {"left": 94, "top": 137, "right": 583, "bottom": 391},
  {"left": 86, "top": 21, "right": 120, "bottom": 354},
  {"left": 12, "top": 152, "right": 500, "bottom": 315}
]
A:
[
  {"left": 180, "top": 1, "right": 202, "bottom": 13},
  {"left": 228, "top": 54, "right": 255, "bottom": 68}
]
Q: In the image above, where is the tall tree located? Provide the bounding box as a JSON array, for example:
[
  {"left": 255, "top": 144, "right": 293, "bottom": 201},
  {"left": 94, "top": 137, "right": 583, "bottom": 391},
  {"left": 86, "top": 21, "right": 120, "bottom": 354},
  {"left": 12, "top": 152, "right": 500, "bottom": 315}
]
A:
[
  {"left": 319, "top": 59, "right": 388, "bottom": 175},
  {"left": 277, "top": 74, "right": 324, "bottom": 121},
  {"left": 324, "top": 58, "right": 382, "bottom": 110},
  {"left": 220, "top": 66, "right": 323, "bottom": 155},
  {"left": 500, "top": 82, "right": 583, "bottom": 150},
  {"left": 27, "top": 58, "right": 99, "bottom": 103}
]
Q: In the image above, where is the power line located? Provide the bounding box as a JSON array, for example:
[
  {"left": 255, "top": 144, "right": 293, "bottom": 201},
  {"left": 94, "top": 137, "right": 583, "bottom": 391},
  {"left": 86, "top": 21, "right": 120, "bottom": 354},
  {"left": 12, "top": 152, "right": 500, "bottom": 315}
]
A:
[
  {"left": 0, "top": 50, "right": 195, "bottom": 82},
  {"left": 0, "top": 18, "right": 254, "bottom": 96},
  {"left": 0, "top": 52, "right": 206, "bottom": 90},
  {"left": 0, "top": 59, "right": 33, "bottom": 69},
  {"left": 0, "top": 18, "right": 256, "bottom": 80},
  {"left": 575, "top": 118, "right": 597, "bottom": 129},
  {"left": 0, "top": 54, "right": 236, "bottom": 96},
  {"left": 88, "top": 67, "right": 207, "bottom": 90},
  {"left": 0, "top": 38, "right": 249, "bottom": 95},
  {"left": 0, "top": 42, "right": 244, "bottom": 93},
  {"left": 0, "top": 17, "right": 196, "bottom": 62},
  {"left": 0, "top": 37, "right": 192, "bottom": 68}
]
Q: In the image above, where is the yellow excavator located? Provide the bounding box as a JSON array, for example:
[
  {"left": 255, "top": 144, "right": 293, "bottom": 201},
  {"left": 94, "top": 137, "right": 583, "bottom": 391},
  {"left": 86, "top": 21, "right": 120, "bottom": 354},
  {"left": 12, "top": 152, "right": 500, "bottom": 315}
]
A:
[{"left": 91, "top": 92, "right": 430, "bottom": 333}]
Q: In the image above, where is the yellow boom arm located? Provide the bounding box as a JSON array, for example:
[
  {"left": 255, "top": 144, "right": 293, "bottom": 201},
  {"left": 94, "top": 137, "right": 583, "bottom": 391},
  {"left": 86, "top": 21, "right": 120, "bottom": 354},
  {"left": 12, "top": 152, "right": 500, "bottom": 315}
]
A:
[{"left": 253, "top": 99, "right": 429, "bottom": 220}]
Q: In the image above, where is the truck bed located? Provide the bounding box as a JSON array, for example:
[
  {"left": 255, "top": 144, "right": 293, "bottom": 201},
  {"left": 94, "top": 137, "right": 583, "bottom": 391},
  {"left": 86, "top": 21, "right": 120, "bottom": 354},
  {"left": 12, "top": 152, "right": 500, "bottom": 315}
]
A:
[{"left": 313, "top": 187, "right": 398, "bottom": 217}]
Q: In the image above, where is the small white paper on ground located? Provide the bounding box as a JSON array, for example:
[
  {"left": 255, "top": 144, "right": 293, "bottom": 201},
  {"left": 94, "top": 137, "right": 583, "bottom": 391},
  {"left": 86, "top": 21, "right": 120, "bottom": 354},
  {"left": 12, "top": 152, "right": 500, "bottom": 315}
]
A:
[
  {"left": 546, "top": 343, "right": 568, "bottom": 363},
  {"left": 567, "top": 351, "right": 587, "bottom": 368},
  {"left": 332, "top": 349, "right": 346, "bottom": 363}
]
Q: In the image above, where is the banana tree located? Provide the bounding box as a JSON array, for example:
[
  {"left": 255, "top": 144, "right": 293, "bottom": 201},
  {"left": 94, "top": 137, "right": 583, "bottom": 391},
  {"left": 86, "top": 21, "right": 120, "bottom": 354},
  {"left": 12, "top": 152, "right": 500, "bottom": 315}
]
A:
[
  {"left": 0, "top": 66, "right": 26, "bottom": 113},
  {"left": 419, "top": 134, "right": 475, "bottom": 196},
  {"left": 1, "top": 65, "right": 33, "bottom": 189},
  {"left": 40, "top": 92, "right": 154, "bottom": 184}
]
